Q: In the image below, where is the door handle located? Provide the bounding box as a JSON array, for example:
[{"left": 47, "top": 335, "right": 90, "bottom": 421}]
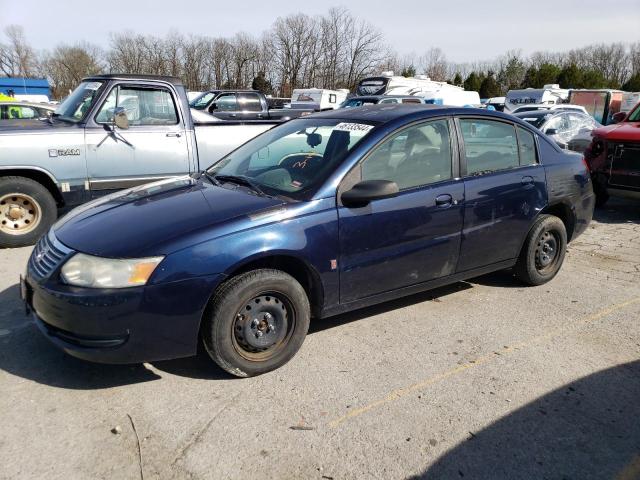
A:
[
  {"left": 166, "top": 132, "right": 181, "bottom": 138},
  {"left": 229, "top": 113, "right": 237, "bottom": 118},
  {"left": 435, "top": 194, "right": 453, "bottom": 208}
]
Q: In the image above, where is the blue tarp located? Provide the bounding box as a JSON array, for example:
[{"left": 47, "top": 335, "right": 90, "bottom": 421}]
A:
[{"left": 0, "top": 77, "right": 50, "bottom": 97}]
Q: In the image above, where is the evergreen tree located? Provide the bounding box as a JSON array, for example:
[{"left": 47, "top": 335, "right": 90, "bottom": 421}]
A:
[
  {"left": 479, "top": 71, "right": 501, "bottom": 98},
  {"left": 251, "top": 72, "right": 273, "bottom": 95},
  {"left": 401, "top": 65, "right": 416, "bottom": 78}
]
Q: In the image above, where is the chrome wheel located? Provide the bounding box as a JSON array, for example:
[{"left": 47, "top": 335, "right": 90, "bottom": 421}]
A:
[{"left": 0, "top": 193, "right": 41, "bottom": 235}]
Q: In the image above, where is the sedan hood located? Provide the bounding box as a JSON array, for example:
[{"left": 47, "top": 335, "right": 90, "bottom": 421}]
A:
[
  {"left": 54, "top": 176, "right": 284, "bottom": 257},
  {"left": 593, "top": 121, "right": 640, "bottom": 142}
]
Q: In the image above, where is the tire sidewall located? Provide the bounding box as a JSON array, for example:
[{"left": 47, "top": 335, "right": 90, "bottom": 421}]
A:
[
  {"left": 520, "top": 215, "right": 567, "bottom": 285},
  {"left": 204, "top": 270, "right": 310, "bottom": 377},
  {"left": 0, "top": 177, "right": 57, "bottom": 248}
]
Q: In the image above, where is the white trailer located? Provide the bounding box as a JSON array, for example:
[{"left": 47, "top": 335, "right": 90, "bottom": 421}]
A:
[
  {"left": 505, "top": 84, "right": 569, "bottom": 112},
  {"left": 356, "top": 72, "right": 479, "bottom": 106},
  {"left": 290, "top": 88, "right": 349, "bottom": 111}
]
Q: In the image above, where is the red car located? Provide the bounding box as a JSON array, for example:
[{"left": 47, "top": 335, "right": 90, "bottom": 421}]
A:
[{"left": 585, "top": 103, "right": 640, "bottom": 206}]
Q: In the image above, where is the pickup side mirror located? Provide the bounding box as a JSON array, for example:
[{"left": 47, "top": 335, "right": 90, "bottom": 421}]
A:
[
  {"left": 341, "top": 180, "right": 399, "bottom": 207},
  {"left": 114, "top": 107, "right": 129, "bottom": 129},
  {"left": 611, "top": 111, "right": 627, "bottom": 124},
  {"left": 544, "top": 128, "right": 558, "bottom": 136}
]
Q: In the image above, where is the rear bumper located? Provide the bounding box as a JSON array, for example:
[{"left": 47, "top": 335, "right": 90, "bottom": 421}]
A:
[{"left": 25, "top": 273, "right": 225, "bottom": 364}]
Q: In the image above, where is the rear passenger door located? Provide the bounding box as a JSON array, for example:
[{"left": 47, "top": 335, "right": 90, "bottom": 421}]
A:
[{"left": 455, "top": 118, "right": 547, "bottom": 272}]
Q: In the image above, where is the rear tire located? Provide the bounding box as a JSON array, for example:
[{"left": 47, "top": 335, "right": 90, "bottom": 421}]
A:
[
  {"left": 515, "top": 214, "right": 567, "bottom": 286},
  {"left": 592, "top": 175, "right": 609, "bottom": 207},
  {"left": 202, "top": 269, "right": 310, "bottom": 377},
  {"left": 0, "top": 176, "right": 57, "bottom": 248}
]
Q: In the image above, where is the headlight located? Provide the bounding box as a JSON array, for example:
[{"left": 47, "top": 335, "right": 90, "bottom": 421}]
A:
[{"left": 60, "top": 253, "right": 164, "bottom": 288}]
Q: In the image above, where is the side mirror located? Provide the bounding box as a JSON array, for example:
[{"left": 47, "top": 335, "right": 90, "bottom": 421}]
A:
[
  {"left": 114, "top": 107, "right": 129, "bottom": 129},
  {"left": 611, "top": 111, "right": 627, "bottom": 124},
  {"left": 545, "top": 128, "right": 558, "bottom": 136},
  {"left": 341, "top": 180, "right": 399, "bottom": 207},
  {"left": 209, "top": 102, "right": 218, "bottom": 112}
]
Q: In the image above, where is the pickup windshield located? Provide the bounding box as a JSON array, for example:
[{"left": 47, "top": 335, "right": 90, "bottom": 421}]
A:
[
  {"left": 190, "top": 91, "right": 217, "bottom": 110},
  {"left": 54, "top": 80, "right": 106, "bottom": 122},
  {"left": 208, "top": 118, "right": 375, "bottom": 200}
]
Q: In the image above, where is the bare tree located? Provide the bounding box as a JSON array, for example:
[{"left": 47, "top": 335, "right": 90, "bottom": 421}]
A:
[
  {"left": 0, "top": 25, "right": 37, "bottom": 77},
  {"left": 42, "top": 42, "right": 104, "bottom": 98},
  {"left": 418, "top": 48, "right": 449, "bottom": 81}
]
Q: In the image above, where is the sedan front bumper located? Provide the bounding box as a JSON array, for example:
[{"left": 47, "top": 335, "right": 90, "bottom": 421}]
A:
[{"left": 24, "top": 272, "right": 225, "bottom": 364}]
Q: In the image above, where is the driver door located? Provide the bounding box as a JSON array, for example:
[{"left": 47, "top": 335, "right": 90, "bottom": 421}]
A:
[
  {"left": 85, "top": 83, "right": 189, "bottom": 197},
  {"left": 338, "top": 118, "right": 464, "bottom": 303}
]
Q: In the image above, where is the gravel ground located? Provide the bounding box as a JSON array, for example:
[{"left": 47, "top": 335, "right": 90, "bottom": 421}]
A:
[{"left": 1, "top": 198, "right": 639, "bottom": 480}]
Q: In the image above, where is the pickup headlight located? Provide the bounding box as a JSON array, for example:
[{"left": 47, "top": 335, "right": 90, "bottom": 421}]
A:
[{"left": 60, "top": 253, "right": 164, "bottom": 288}]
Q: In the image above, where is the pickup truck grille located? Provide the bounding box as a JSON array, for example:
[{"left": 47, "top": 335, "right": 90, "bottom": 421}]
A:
[{"left": 28, "top": 231, "right": 73, "bottom": 282}]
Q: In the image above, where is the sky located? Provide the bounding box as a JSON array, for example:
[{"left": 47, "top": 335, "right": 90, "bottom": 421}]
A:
[{"left": 1, "top": 0, "right": 639, "bottom": 63}]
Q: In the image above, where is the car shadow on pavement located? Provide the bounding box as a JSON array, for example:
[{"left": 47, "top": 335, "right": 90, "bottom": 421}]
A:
[
  {"left": 594, "top": 198, "right": 640, "bottom": 225},
  {"left": 309, "top": 281, "right": 473, "bottom": 335},
  {"left": 0, "top": 282, "right": 232, "bottom": 389},
  {"left": 409, "top": 360, "right": 640, "bottom": 480}
]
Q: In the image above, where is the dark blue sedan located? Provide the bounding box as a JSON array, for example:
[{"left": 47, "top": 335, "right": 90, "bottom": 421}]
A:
[{"left": 22, "top": 105, "right": 595, "bottom": 376}]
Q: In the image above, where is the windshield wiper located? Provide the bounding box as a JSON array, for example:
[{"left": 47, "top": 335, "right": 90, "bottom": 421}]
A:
[{"left": 214, "top": 174, "right": 270, "bottom": 197}]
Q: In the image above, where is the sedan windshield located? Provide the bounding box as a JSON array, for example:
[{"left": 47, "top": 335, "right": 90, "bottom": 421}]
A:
[
  {"left": 208, "top": 118, "right": 375, "bottom": 199},
  {"left": 54, "top": 80, "right": 105, "bottom": 122}
]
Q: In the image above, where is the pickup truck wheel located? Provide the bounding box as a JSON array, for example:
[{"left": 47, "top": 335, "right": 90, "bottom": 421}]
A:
[
  {"left": 202, "top": 269, "right": 310, "bottom": 377},
  {"left": 0, "top": 176, "right": 57, "bottom": 248},
  {"left": 515, "top": 214, "right": 567, "bottom": 286}
]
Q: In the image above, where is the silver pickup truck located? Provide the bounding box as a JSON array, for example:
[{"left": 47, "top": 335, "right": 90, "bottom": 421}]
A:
[{"left": 0, "top": 74, "right": 278, "bottom": 247}]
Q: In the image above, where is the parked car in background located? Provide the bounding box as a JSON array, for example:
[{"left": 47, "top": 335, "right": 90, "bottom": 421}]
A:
[
  {"left": 484, "top": 97, "right": 506, "bottom": 111},
  {"left": 0, "top": 101, "right": 57, "bottom": 123},
  {"left": 514, "top": 110, "right": 600, "bottom": 151},
  {"left": 510, "top": 104, "right": 588, "bottom": 115},
  {"left": 584, "top": 102, "right": 640, "bottom": 206},
  {"left": 189, "top": 89, "right": 311, "bottom": 120},
  {"left": 341, "top": 95, "right": 424, "bottom": 108},
  {"left": 568, "top": 89, "right": 623, "bottom": 125},
  {"left": 22, "top": 104, "right": 594, "bottom": 377},
  {"left": 504, "top": 84, "right": 569, "bottom": 112},
  {"left": 290, "top": 88, "right": 349, "bottom": 110},
  {"left": 0, "top": 75, "right": 281, "bottom": 247}
]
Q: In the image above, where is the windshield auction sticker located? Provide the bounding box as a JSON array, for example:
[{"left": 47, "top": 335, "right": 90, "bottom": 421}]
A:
[{"left": 334, "top": 122, "right": 374, "bottom": 133}]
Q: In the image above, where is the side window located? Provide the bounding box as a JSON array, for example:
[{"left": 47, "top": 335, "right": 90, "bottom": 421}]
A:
[
  {"left": 379, "top": 98, "right": 398, "bottom": 104},
  {"left": 95, "top": 86, "right": 178, "bottom": 126},
  {"left": 213, "top": 93, "right": 238, "bottom": 112},
  {"left": 460, "top": 119, "right": 519, "bottom": 175},
  {"left": 237, "top": 93, "right": 262, "bottom": 112},
  {"left": 402, "top": 98, "right": 422, "bottom": 104},
  {"left": 329, "top": 94, "right": 337, "bottom": 103},
  {"left": 361, "top": 119, "right": 453, "bottom": 190},
  {"left": 516, "top": 126, "right": 537, "bottom": 165}
]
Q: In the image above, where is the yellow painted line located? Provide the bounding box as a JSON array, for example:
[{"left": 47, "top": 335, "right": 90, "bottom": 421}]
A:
[{"left": 328, "top": 296, "right": 640, "bottom": 429}]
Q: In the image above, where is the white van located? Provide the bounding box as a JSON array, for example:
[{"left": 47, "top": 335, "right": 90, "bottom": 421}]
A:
[
  {"left": 290, "top": 88, "right": 349, "bottom": 111},
  {"left": 505, "top": 84, "right": 569, "bottom": 112},
  {"left": 356, "top": 71, "right": 480, "bottom": 106}
]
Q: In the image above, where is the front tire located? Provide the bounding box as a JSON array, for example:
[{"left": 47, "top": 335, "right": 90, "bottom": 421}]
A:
[
  {"left": 0, "top": 176, "right": 57, "bottom": 248},
  {"left": 202, "top": 269, "right": 310, "bottom": 377},
  {"left": 515, "top": 214, "right": 567, "bottom": 286}
]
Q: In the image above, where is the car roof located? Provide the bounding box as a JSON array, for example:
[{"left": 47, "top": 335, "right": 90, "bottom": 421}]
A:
[
  {"left": 346, "top": 95, "right": 416, "bottom": 101},
  {"left": 83, "top": 74, "right": 184, "bottom": 86},
  {"left": 0, "top": 101, "right": 56, "bottom": 109},
  {"left": 311, "top": 103, "right": 512, "bottom": 124}
]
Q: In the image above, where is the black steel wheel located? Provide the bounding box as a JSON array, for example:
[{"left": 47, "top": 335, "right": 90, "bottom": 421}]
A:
[
  {"left": 515, "top": 214, "right": 567, "bottom": 286},
  {"left": 202, "top": 269, "right": 310, "bottom": 377}
]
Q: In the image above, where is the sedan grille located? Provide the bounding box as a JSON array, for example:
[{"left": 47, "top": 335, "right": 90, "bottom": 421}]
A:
[{"left": 28, "top": 231, "right": 73, "bottom": 282}]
